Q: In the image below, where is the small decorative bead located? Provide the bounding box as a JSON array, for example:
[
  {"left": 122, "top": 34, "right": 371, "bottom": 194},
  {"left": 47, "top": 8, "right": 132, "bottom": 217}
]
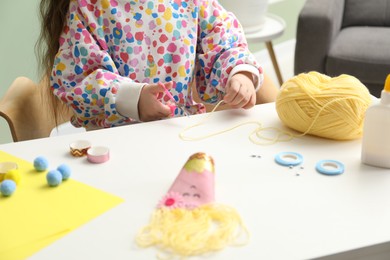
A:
[
  {"left": 57, "top": 164, "right": 71, "bottom": 180},
  {"left": 34, "top": 156, "right": 49, "bottom": 172},
  {"left": 0, "top": 180, "right": 16, "bottom": 196},
  {"left": 46, "top": 170, "right": 62, "bottom": 187},
  {"left": 165, "top": 198, "right": 175, "bottom": 206}
]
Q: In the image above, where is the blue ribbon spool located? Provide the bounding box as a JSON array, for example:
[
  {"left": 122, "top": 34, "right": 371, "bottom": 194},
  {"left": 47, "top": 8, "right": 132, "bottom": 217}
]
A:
[
  {"left": 315, "top": 160, "right": 344, "bottom": 175},
  {"left": 274, "top": 152, "right": 303, "bottom": 167}
]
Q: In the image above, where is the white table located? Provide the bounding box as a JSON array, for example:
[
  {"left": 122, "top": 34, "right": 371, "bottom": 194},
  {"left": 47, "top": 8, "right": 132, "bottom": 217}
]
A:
[
  {"left": 2, "top": 103, "right": 390, "bottom": 260},
  {"left": 245, "top": 14, "right": 286, "bottom": 86}
]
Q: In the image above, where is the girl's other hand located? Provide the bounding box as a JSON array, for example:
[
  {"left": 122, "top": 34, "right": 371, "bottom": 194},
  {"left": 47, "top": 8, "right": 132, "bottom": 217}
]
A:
[
  {"left": 223, "top": 72, "right": 256, "bottom": 109},
  {"left": 138, "top": 82, "right": 173, "bottom": 121}
]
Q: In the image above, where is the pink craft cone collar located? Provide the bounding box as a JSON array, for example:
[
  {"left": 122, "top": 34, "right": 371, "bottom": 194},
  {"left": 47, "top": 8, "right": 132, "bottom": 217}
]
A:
[{"left": 158, "top": 153, "right": 215, "bottom": 209}]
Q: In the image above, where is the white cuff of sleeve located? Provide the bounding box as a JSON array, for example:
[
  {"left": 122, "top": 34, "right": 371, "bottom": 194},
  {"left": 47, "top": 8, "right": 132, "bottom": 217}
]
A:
[
  {"left": 116, "top": 82, "right": 146, "bottom": 121},
  {"left": 227, "top": 64, "right": 262, "bottom": 91}
]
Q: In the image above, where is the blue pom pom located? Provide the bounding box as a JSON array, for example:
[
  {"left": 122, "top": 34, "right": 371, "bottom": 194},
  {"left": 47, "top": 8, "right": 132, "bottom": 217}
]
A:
[
  {"left": 46, "top": 170, "right": 62, "bottom": 187},
  {"left": 1, "top": 180, "right": 16, "bottom": 196},
  {"left": 57, "top": 164, "right": 71, "bottom": 180},
  {"left": 34, "top": 156, "right": 49, "bottom": 172}
]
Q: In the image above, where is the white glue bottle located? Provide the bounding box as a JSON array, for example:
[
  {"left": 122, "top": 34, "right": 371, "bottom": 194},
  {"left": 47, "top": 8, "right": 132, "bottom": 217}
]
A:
[{"left": 361, "top": 74, "right": 390, "bottom": 168}]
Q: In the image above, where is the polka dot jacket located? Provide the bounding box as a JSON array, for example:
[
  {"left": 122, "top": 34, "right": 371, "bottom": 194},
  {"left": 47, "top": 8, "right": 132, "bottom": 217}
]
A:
[{"left": 51, "top": 0, "right": 264, "bottom": 129}]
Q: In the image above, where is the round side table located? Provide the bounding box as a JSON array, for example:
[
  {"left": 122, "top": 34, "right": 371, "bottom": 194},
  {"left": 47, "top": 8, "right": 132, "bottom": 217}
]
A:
[{"left": 244, "top": 14, "right": 286, "bottom": 86}]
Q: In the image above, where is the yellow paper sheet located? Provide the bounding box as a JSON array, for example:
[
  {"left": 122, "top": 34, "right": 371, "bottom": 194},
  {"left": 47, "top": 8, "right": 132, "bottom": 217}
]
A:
[{"left": 0, "top": 150, "right": 124, "bottom": 260}]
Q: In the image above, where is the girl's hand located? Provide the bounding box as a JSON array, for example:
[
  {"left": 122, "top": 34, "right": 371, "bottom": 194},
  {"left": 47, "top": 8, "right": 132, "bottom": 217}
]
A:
[
  {"left": 223, "top": 72, "right": 256, "bottom": 109},
  {"left": 138, "top": 82, "right": 173, "bottom": 121}
]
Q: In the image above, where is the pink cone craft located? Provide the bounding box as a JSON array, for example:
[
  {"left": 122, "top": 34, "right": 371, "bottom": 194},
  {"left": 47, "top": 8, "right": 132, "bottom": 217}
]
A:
[{"left": 136, "top": 152, "right": 248, "bottom": 257}]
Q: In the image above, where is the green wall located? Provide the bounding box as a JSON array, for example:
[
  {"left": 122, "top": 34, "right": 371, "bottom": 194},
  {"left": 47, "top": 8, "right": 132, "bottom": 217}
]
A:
[
  {"left": 0, "top": 1, "right": 41, "bottom": 87},
  {"left": 0, "top": 0, "right": 306, "bottom": 144},
  {"left": 0, "top": 0, "right": 41, "bottom": 144},
  {"left": 268, "top": 0, "right": 306, "bottom": 46}
]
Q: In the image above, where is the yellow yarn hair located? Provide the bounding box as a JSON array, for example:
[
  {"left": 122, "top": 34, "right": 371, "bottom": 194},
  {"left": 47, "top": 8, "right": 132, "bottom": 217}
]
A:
[
  {"left": 276, "top": 72, "right": 372, "bottom": 140},
  {"left": 136, "top": 204, "right": 248, "bottom": 257}
]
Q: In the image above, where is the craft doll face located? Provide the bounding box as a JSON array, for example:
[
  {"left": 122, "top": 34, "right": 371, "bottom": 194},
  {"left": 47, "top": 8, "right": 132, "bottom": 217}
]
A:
[
  {"left": 168, "top": 169, "right": 215, "bottom": 208},
  {"left": 138, "top": 153, "right": 247, "bottom": 257},
  {"left": 158, "top": 169, "right": 215, "bottom": 209}
]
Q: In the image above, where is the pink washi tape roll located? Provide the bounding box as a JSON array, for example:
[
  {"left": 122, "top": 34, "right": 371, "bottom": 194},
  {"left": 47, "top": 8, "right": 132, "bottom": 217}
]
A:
[
  {"left": 69, "top": 140, "right": 92, "bottom": 157},
  {"left": 0, "top": 162, "right": 18, "bottom": 182},
  {"left": 87, "top": 146, "right": 110, "bottom": 164}
]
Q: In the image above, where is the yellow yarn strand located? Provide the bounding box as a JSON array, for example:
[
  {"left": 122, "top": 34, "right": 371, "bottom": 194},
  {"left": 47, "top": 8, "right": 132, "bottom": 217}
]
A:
[
  {"left": 179, "top": 72, "right": 372, "bottom": 143},
  {"left": 179, "top": 100, "right": 293, "bottom": 145},
  {"left": 136, "top": 204, "right": 249, "bottom": 258}
]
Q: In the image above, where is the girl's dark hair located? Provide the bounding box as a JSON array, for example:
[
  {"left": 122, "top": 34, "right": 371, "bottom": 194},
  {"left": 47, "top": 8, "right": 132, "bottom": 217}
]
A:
[{"left": 36, "top": 0, "right": 71, "bottom": 126}]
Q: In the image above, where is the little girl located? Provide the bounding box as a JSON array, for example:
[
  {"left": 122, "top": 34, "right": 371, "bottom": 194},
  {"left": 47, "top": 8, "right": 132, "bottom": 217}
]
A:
[{"left": 38, "top": 0, "right": 278, "bottom": 129}]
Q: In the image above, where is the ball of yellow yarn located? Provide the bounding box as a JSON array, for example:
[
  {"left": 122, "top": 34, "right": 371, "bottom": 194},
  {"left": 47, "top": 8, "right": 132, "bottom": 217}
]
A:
[{"left": 275, "top": 72, "right": 372, "bottom": 140}]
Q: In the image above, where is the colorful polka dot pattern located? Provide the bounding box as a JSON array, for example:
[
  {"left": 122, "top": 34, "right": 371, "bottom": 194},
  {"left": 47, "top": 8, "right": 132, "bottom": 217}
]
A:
[{"left": 51, "top": 0, "right": 263, "bottom": 128}]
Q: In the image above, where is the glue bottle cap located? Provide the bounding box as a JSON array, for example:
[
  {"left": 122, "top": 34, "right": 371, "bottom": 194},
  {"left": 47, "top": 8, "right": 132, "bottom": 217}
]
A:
[
  {"left": 384, "top": 74, "right": 390, "bottom": 92},
  {"left": 381, "top": 74, "right": 390, "bottom": 105}
]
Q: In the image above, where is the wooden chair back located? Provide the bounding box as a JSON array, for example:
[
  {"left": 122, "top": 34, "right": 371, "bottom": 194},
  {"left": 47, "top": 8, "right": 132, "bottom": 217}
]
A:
[{"left": 0, "top": 77, "right": 72, "bottom": 142}]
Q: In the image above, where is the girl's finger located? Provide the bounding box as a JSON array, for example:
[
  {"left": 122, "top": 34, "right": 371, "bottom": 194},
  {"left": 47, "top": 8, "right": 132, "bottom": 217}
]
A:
[
  {"left": 224, "top": 82, "right": 240, "bottom": 103},
  {"left": 242, "top": 93, "right": 256, "bottom": 109}
]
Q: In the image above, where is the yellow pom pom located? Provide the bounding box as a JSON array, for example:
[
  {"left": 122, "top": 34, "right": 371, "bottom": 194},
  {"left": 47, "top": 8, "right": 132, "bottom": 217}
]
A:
[
  {"left": 0, "top": 162, "right": 18, "bottom": 182},
  {"left": 276, "top": 72, "right": 372, "bottom": 140},
  {"left": 4, "top": 169, "right": 21, "bottom": 185}
]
